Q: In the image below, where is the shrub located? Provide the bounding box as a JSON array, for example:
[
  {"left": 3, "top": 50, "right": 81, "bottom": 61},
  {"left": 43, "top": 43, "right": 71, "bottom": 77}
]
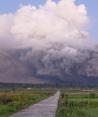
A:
[
  {"left": 89, "top": 93, "right": 96, "bottom": 98},
  {"left": 0, "top": 96, "right": 13, "bottom": 104}
]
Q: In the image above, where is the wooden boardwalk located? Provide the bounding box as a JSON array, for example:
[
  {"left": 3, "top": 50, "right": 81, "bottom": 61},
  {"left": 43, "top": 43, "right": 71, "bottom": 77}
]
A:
[{"left": 9, "top": 91, "right": 60, "bottom": 117}]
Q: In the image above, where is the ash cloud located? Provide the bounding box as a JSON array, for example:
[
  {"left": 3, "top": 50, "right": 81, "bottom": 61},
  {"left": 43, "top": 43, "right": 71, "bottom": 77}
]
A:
[{"left": 0, "top": 0, "right": 98, "bottom": 77}]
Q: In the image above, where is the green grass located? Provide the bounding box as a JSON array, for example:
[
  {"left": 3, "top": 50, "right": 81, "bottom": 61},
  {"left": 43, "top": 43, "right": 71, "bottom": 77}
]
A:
[
  {"left": 57, "top": 91, "right": 98, "bottom": 117},
  {"left": 0, "top": 90, "right": 53, "bottom": 117}
]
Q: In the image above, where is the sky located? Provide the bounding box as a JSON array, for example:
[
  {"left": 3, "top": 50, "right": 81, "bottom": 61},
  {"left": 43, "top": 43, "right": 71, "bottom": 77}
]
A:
[{"left": 0, "top": 0, "right": 98, "bottom": 42}]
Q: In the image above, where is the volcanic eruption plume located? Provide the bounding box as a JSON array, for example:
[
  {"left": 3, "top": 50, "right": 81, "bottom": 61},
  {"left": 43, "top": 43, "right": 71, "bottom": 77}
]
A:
[{"left": 0, "top": 0, "right": 98, "bottom": 78}]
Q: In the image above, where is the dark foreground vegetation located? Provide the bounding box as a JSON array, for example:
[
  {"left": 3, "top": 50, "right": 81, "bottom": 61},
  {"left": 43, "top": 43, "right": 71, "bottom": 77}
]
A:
[
  {"left": 57, "top": 90, "right": 98, "bottom": 117},
  {"left": 0, "top": 90, "right": 54, "bottom": 117}
]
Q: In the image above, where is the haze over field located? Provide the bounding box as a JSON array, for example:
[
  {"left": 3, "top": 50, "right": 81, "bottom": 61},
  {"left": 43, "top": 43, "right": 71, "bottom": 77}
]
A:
[{"left": 0, "top": 0, "right": 98, "bottom": 84}]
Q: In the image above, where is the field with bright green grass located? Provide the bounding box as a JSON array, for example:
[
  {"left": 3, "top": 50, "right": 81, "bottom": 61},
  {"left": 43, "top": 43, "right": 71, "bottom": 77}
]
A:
[
  {"left": 57, "top": 90, "right": 98, "bottom": 117},
  {"left": 0, "top": 90, "right": 54, "bottom": 117}
]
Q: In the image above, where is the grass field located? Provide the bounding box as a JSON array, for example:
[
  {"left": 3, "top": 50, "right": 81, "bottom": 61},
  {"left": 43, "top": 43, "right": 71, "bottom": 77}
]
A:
[
  {"left": 57, "top": 89, "right": 98, "bottom": 117},
  {"left": 0, "top": 89, "right": 54, "bottom": 117}
]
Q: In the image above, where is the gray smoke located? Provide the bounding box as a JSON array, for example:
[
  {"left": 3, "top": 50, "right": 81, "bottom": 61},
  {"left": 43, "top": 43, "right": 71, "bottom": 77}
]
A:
[{"left": 0, "top": 0, "right": 98, "bottom": 77}]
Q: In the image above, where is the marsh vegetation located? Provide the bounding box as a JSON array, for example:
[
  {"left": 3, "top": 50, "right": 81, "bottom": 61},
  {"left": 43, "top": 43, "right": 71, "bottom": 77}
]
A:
[
  {"left": 57, "top": 90, "right": 98, "bottom": 117},
  {"left": 0, "top": 89, "right": 53, "bottom": 117}
]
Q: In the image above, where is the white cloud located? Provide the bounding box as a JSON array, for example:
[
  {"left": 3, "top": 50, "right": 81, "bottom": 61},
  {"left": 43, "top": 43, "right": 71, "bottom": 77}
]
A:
[
  {"left": 11, "top": 0, "right": 88, "bottom": 41},
  {"left": 0, "top": 14, "right": 13, "bottom": 38},
  {"left": 0, "top": 0, "right": 89, "bottom": 48}
]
